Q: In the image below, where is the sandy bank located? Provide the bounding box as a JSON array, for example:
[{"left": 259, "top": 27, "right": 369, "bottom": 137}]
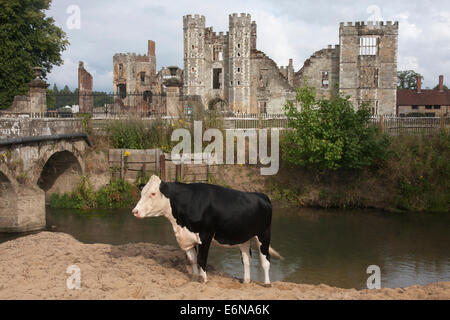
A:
[{"left": 0, "top": 232, "right": 448, "bottom": 300}]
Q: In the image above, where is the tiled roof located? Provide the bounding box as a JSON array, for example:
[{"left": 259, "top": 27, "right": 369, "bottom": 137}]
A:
[{"left": 397, "top": 89, "right": 450, "bottom": 106}]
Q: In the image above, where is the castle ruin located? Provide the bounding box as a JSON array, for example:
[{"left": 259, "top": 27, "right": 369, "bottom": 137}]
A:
[{"left": 110, "top": 13, "right": 399, "bottom": 116}]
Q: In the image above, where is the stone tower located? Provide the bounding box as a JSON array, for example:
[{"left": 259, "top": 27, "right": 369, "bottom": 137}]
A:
[
  {"left": 113, "top": 40, "right": 158, "bottom": 111},
  {"left": 339, "top": 21, "right": 398, "bottom": 115},
  {"left": 228, "top": 13, "right": 252, "bottom": 112},
  {"left": 183, "top": 14, "right": 206, "bottom": 97}
]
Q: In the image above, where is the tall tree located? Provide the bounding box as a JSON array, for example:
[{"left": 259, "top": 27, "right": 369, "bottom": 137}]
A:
[
  {"left": 0, "top": 0, "right": 69, "bottom": 109},
  {"left": 397, "top": 70, "right": 423, "bottom": 90}
]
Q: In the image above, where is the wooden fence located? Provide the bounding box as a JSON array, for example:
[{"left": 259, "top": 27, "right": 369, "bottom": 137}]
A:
[
  {"left": 109, "top": 149, "right": 216, "bottom": 183},
  {"left": 371, "top": 116, "right": 449, "bottom": 134},
  {"left": 94, "top": 115, "right": 449, "bottom": 134}
]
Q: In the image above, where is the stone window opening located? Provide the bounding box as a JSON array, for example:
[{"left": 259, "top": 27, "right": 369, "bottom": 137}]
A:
[
  {"left": 321, "top": 71, "right": 329, "bottom": 89},
  {"left": 140, "top": 72, "right": 146, "bottom": 85},
  {"left": 237, "top": 43, "right": 241, "bottom": 49},
  {"left": 412, "top": 105, "right": 419, "bottom": 110},
  {"left": 434, "top": 105, "right": 441, "bottom": 109},
  {"left": 237, "top": 52, "right": 241, "bottom": 57},
  {"left": 213, "top": 68, "right": 222, "bottom": 89},
  {"left": 143, "top": 91, "right": 153, "bottom": 103},
  {"left": 425, "top": 105, "right": 433, "bottom": 110},
  {"left": 118, "top": 84, "right": 126, "bottom": 99},
  {"left": 359, "top": 36, "right": 378, "bottom": 56},
  {"left": 237, "top": 80, "right": 241, "bottom": 85},
  {"left": 119, "top": 64, "right": 124, "bottom": 77},
  {"left": 213, "top": 46, "right": 223, "bottom": 61},
  {"left": 237, "top": 67, "right": 241, "bottom": 73},
  {"left": 370, "top": 101, "right": 379, "bottom": 115}
]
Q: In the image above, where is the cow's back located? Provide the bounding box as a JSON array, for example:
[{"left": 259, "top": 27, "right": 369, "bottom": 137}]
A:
[{"left": 160, "top": 182, "right": 272, "bottom": 246}]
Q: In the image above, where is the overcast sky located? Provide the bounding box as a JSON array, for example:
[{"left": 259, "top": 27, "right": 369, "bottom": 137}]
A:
[{"left": 45, "top": 0, "right": 450, "bottom": 92}]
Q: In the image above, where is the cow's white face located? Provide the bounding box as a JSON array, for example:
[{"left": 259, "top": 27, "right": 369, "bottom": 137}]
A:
[{"left": 132, "top": 175, "right": 170, "bottom": 219}]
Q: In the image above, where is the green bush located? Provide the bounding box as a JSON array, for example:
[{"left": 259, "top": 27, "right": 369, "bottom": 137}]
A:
[
  {"left": 282, "top": 85, "right": 390, "bottom": 170},
  {"left": 49, "top": 178, "right": 134, "bottom": 210},
  {"left": 106, "top": 118, "right": 173, "bottom": 150}
]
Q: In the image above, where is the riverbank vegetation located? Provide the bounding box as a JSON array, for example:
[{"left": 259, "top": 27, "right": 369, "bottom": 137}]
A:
[
  {"left": 105, "top": 109, "right": 224, "bottom": 152},
  {"left": 272, "top": 86, "right": 449, "bottom": 212},
  {"left": 49, "top": 177, "right": 136, "bottom": 210}
]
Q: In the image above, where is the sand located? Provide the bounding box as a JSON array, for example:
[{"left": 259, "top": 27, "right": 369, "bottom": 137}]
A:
[{"left": 0, "top": 232, "right": 448, "bottom": 300}]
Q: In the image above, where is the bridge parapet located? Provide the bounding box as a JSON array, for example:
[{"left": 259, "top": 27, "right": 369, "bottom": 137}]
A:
[{"left": 0, "top": 118, "right": 83, "bottom": 139}]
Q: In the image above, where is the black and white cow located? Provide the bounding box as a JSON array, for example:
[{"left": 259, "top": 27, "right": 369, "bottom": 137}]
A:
[{"left": 132, "top": 175, "right": 282, "bottom": 286}]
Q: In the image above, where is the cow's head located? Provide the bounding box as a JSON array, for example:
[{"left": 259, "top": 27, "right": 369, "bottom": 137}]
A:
[{"left": 132, "top": 175, "right": 170, "bottom": 219}]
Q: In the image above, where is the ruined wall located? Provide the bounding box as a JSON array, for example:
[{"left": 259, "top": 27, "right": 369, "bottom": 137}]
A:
[
  {"left": 202, "top": 27, "right": 229, "bottom": 109},
  {"left": 183, "top": 13, "right": 296, "bottom": 114},
  {"left": 78, "top": 61, "right": 93, "bottom": 113},
  {"left": 294, "top": 46, "right": 340, "bottom": 99},
  {"left": 251, "top": 51, "right": 296, "bottom": 114},
  {"left": 339, "top": 21, "right": 398, "bottom": 115},
  {"left": 113, "top": 40, "right": 158, "bottom": 111}
]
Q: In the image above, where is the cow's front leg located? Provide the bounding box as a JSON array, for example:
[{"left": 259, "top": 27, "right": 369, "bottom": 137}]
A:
[
  {"left": 185, "top": 247, "right": 198, "bottom": 280},
  {"left": 197, "top": 233, "right": 213, "bottom": 283},
  {"left": 239, "top": 241, "right": 252, "bottom": 284}
]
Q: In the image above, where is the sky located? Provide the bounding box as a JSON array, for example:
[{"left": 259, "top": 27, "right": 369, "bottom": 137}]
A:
[{"left": 45, "top": 0, "right": 450, "bottom": 92}]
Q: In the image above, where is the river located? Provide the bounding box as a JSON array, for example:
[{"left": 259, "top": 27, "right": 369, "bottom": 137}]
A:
[{"left": 1, "top": 205, "right": 449, "bottom": 289}]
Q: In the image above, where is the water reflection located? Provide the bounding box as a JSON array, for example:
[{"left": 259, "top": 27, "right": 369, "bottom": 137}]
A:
[{"left": 1, "top": 206, "right": 448, "bottom": 289}]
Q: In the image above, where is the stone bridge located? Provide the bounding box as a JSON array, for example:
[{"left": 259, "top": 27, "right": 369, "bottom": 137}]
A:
[{"left": 0, "top": 117, "right": 91, "bottom": 232}]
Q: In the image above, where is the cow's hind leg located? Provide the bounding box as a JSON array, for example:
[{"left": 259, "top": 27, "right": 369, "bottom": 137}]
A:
[
  {"left": 239, "top": 240, "right": 252, "bottom": 284},
  {"left": 197, "top": 233, "right": 213, "bottom": 283},
  {"left": 185, "top": 247, "right": 198, "bottom": 280},
  {"left": 256, "top": 230, "right": 271, "bottom": 287}
]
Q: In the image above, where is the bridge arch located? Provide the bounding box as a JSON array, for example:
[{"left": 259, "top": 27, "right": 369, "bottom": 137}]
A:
[
  {"left": 0, "top": 166, "right": 18, "bottom": 232},
  {"left": 36, "top": 149, "right": 83, "bottom": 200}
]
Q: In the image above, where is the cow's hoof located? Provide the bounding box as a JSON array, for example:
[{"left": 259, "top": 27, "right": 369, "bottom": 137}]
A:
[{"left": 263, "top": 283, "right": 272, "bottom": 288}]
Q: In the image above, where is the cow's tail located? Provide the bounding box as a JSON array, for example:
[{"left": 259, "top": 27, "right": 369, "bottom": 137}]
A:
[{"left": 269, "top": 246, "right": 284, "bottom": 260}]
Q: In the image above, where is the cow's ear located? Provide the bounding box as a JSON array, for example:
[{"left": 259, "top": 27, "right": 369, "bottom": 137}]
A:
[{"left": 138, "top": 183, "right": 146, "bottom": 191}]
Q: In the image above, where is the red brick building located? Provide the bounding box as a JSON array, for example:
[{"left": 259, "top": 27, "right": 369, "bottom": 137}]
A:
[{"left": 397, "top": 75, "right": 449, "bottom": 117}]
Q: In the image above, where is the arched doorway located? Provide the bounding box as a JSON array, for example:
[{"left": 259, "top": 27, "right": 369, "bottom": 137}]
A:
[
  {"left": 208, "top": 98, "right": 227, "bottom": 112},
  {"left": 37, "top": 151, "right": 83, "bottom": 201}
]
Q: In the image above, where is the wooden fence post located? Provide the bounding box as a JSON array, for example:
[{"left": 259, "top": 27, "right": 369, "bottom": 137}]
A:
[
  {"left": 176, "top": 164, "right": 181, "bottom": 182},
  {"left": 160, "top": 153, "right": 166, "bottom": 180},
  {"left": 120, "top": 149, "right": 124, "bottom": 180},
  {"left": 379, "top": 115, "right": 384, "bottom": 133}
]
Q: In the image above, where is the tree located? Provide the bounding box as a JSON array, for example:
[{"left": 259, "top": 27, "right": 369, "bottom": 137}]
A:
[
  {"left": 0, "top": 0, "right": 69, "bottom": 109},
  {"left": 282, "top": 85, "right": 390, "bottom": 171},
  {"left": 397, "top": 70, "right": 422, "bottom": 90},
  {"left": 433, "top": 84, "right": 448, "bottom": 90}
]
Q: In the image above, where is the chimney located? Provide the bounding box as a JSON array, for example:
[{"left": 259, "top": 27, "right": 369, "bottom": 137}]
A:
[
  {"left": 439, "top": 75, "right": 444, "bottom": 92},
  {"left": 148, "top": 40, "right": 155, "bottom": 57},
  {"left": 417, "top": 75, "right": 422, "bottom": 93}
]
